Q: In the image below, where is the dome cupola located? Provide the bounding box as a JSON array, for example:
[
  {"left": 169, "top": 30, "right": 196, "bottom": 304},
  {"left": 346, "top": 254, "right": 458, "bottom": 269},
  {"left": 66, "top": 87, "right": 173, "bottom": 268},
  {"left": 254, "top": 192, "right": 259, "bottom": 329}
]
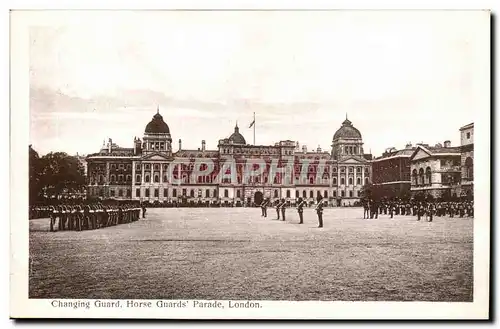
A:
[{"left": 228, "top": 123, "right": 246, "bottom": 145}]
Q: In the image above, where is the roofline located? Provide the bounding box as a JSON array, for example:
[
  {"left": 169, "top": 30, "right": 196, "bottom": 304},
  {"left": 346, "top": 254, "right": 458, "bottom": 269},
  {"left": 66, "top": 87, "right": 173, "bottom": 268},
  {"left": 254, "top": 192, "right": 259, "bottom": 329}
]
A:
[
  {"left": 372, "top": 154, "right": 412, "bottom": 162},
  {"left": 459, "top": 122, "right": 474, "bottom": 130}
]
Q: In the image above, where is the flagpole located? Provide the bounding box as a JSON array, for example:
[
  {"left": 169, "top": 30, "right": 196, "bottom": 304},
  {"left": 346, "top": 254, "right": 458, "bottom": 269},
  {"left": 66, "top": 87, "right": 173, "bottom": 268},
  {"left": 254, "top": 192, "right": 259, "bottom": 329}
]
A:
[{"left": 253, "top": 112, "right": 256, "bottom": 145}]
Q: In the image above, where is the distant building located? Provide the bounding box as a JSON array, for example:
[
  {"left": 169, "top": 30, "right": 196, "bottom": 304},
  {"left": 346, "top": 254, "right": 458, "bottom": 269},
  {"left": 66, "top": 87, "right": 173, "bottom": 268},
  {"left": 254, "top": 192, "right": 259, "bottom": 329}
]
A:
[
  {"left": 459, "top": 123, "right": 474, "bottom": 199},
  {"left": 409, "top": 141, "right": 461, "bottom": 199},
  {"left": 371, "top": 144, "right": 415, "bottom": 200},
  {"left": 85, "top": 110, "right": 372, "bottom": 205}
]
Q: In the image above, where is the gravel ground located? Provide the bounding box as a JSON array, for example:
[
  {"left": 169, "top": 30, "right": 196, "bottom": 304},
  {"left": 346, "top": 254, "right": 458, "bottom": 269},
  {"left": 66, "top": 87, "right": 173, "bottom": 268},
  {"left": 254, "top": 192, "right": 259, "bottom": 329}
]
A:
[{"left": 29, "top": 207, "right": 473, "bottom": 301}]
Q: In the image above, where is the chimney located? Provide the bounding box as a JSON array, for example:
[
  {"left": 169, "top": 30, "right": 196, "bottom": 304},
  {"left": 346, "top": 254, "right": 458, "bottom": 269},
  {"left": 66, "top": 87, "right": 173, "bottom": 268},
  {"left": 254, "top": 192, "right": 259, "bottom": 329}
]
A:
[
  {"left": 317, "top": 145, "right": 322, "bottom": 153},
  {"left": 108, "top": 138, "right": 112, "bottom": 153},
  {"left": 178, "top": 139, "right": 182, "bottom": 151},
  {"left": 202, "top": 140, "right": 206, "bottom": 151},
  {"left": 302, "top": 145, "right": 307, "bottom": 153},
  {"left": 444, "top": 140, "right": 451, "bottom": 148},
  {"left": 405, "top": 142, "right": 412, "bottom": 149}
]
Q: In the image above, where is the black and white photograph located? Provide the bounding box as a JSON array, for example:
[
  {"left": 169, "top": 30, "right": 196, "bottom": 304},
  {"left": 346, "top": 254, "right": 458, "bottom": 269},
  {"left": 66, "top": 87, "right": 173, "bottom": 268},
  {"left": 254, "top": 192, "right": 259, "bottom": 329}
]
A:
[{"left": 10, "top": 9, "right": 490, "bottom": 319}]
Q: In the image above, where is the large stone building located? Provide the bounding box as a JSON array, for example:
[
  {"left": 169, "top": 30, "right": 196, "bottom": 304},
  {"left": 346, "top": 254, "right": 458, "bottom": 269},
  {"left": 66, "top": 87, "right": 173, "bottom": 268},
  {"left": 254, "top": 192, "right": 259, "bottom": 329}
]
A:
[
  {"left": 409, "top": 141, "right": 462, "bottom": 200},
  {"left": 408, "top": 123, "right": 474, "bottom": 201},
  {"left": 86, "top": 110, "right": 372, "bottom": 206}
]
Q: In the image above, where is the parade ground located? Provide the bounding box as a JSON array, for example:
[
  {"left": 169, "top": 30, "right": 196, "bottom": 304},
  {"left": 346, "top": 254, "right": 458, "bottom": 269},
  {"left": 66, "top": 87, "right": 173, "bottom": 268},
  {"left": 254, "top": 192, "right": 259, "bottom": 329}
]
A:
[{"left": 29, "top": 207, "right": 473, "bottom": 301}]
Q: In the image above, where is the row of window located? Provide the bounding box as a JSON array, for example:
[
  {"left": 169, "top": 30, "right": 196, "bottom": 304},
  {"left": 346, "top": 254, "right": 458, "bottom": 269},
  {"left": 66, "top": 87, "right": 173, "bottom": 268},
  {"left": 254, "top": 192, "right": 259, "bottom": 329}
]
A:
[
  {"left": 134, "top": 188, "right": 362, "bottom": 199},
  {"left": 110, "top": 164, "right": 132, "bottom": 170},
  {"left": 133, "top": 163, "right": 370, "bottom": 173}
]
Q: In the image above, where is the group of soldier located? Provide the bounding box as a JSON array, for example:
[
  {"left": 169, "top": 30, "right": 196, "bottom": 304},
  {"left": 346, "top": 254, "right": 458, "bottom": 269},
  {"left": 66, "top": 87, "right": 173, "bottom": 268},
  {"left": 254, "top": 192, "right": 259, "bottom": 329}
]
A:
[
  {"left": 259, "top": 197, "right": 325, "bottom": 228},
  {"left": 363, "top": 199, "right": 474, "bottom": 222},
  {"left": 46, "top": 202, "right": 147, "bottom": 232}
]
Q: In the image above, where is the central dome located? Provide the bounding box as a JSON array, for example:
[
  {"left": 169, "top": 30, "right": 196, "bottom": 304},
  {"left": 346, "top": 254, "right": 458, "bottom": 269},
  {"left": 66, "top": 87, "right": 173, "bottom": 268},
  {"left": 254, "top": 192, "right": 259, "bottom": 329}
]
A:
[
  {"left": 228, "top": 124, "right": 246, "bottom": 144},
  {"left": 145, "top": 112, "right": 170, "bottom": 134},
  {"left": 333, "top": 118, "right": 362, "bottom": 140}
]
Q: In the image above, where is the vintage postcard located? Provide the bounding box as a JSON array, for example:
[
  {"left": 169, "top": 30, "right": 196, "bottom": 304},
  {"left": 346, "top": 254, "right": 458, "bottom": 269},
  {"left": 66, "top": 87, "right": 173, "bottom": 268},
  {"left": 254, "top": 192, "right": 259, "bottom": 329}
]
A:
[{"left": 10, "top": 9, "right": 490, "bottom": 319}]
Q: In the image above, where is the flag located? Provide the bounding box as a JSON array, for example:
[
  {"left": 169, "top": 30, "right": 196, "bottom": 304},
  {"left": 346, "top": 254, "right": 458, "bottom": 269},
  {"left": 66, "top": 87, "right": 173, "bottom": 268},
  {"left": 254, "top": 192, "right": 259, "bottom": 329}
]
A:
[{"left": 249, "top": 119, "right": 255, "bottom": 128}]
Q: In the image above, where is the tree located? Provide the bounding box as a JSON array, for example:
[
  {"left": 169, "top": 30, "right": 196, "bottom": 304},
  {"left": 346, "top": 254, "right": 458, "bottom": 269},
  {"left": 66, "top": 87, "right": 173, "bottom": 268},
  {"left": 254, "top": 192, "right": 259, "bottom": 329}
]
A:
[
  {"left": 38, "top": 152, "right": 86, "bottom": 197},
  {"left": 29, "top": 145, "right": 43, "bottom": 205}
]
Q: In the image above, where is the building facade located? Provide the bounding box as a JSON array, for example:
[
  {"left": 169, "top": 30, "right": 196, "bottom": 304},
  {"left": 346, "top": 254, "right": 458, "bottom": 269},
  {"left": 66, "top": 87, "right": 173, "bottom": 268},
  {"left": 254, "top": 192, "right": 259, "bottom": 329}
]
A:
[
  {"left": 409, "top": 141, "right": 462, "bottom": 200},
  {"left": 86, "top": 111, "right": 372, "bottom": 206},
  {"left": 459, "top": 123, "right": 474, "bottom": 199},
  {"left": 371, "top": 144, "right": 415, "bottom": 200}
]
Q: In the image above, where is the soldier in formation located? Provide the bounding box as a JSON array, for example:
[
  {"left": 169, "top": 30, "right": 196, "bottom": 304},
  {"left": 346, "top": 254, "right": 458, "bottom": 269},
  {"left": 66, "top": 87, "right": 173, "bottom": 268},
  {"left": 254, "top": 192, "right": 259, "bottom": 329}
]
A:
[
  {"left": 48, "top": 201, "right": 141, "bottom": 232},
  {"left": 363, "top": 198, "right": 474, "bottom": 222},
  {"left": 260, "top": 198, "right": 269, "bottom": 218},
  {"left": 296, "top": 197, "right": 306, "bottom": 224}
]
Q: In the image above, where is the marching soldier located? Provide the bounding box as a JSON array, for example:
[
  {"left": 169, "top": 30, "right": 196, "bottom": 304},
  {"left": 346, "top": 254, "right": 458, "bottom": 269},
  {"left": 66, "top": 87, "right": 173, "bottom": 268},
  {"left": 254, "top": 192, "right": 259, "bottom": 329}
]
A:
[
  {"left": 49, "top": 205, "right": 58, "bottom": 232},
  {"left": 417, "top": 203, "right": 425, "bottom": 221},
  {"left": 275, "top": 200, "right": 281, "bottom": 220},
  {"left": 142, "top": 203, "right": 147, "bottom": 219},
  {"left": 428, "top": 203, "right": 435, "bottom": 222},
  {"left": 315, "top": 199, "right": 324, "bottom": 228},
  {"left": 260, "top": 198, "right": 269, "bottom": 218},
  {"left": 363, "top": 200, "right": 370, "bottom": 219},
  {"left": 297, "top": 197, "right": 306, "bottom": 224},
  {"left": 280, "top": 198, "right": 286, "bottom": 221}
]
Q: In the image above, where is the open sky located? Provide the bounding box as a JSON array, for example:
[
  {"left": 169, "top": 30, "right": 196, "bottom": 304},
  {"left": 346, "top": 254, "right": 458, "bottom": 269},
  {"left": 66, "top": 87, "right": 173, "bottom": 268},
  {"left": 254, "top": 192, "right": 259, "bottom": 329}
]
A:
[{"left": 29, "top": 10, "right": 485, "bottom": 156}]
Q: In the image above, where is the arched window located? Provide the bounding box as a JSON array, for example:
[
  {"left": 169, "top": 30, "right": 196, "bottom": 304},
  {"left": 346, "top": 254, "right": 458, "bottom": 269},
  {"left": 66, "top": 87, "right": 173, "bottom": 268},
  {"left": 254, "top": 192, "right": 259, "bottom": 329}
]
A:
[
  {"left": 365, "top": 177, "right": 369, "bottom": 185},
  {"left": 136, "top": 175, "right": 141, "bottom": 182},
  {"left": 356, "top": 177, "right": 361, "bottom": 185},
  {"left": 333, "top": 191, "right": 337, "bottom": 197},
  {"left": 309, "top": 177, "right": 314, "bottom": 184},
  {"left": 118, "top": 189, "right": 123, "bottom": 197},
  {"left": 333, "top": 177, "right": 337, "bottom": 185},
  {"left": 348, "top": 178, "right": 353, "bottom": 185},
  {"left": 224, "top": 189, "right": 229, "bottom": 198},
  {"left": 425, "top": 167, "right": 432, "bottom": 185},
  {"left": 465, "top": 157, "right": 473, "bottom": 180},
  {"left": 237, "top": 190, "right": 241, "bottom": 198},
  {"left": 303, "top": 190, "right": 307, "bottom": 198},
  {"left": 145, "top": 175, "right": 150, "bottom": 183},
  {"left": 349, "top": 191, "right": 353, "bottom": 197},
  {"left": 110, "top": 174, "right": 116, "bottom": 183},
  {"left": 308, "top": 190, "right": 312, "bottom": 198},
  {"left": 286, "top": 190, "right": 291, "bottom": 198},
  {"left": 341, "top": 178, "right": 345, "bottom": 185},
  {"left": 274, "top": 190, "right": 279, "bottom": 198},
  {"left": 412, "top": 169, "right": 418, "bottom": 185},
  {"left": 324, "top": 191, "right": 328, "bottom": 198},
  {"left": 419, "top": 168, "right": 425, "bottom": 185},
  {"left": 295, "top": 190, "right": 299, "bottom": 198},
  {"left": 190, "top": 190, "right": 195, "bottom": 197},
  {"left": 341, "top": 191, "right": 345, "bottom": 197},
  {"left": 126, "top": 175, "right": 131, "bottom": 182},
  {"left": 205, "top": 189, "right": 210, "bottom": 198},
  {"left": 154, "top": 175, "right": 159, "bottom": 183}
]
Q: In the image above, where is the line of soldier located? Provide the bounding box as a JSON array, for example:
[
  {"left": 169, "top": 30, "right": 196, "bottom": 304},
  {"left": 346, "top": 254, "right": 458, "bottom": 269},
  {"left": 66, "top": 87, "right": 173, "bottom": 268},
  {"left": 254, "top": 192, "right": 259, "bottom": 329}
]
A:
[
  {"left": 259, "top": 197, "right": 325, "bottom": 228},
  {"left": 48, "top": 203, "right": 147, "bottom": 232},
  {"left": 363, "top": 200, "right": 474, "bottom": 222}
]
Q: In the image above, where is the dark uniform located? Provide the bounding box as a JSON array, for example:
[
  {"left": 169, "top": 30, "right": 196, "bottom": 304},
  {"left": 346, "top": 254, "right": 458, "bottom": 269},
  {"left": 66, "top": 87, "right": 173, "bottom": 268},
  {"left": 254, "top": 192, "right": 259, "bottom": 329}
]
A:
[
  {"left": 297, "top": 198, "right": 305, "bottom": 224},
  {"left": 142, "top": 204, "right": 147, "bottom": 219},
  {"left": 260, "top": 199, "right": 269, "bottom": 217},
  {"left": 316, "top": 201, "right": 324, "bottom": 228},
  {"left": 280, "top": 199, "right": 286, "bottom": 221},
  {"left": 428, "top": 204, "right": 435, "bottom": 222}
]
